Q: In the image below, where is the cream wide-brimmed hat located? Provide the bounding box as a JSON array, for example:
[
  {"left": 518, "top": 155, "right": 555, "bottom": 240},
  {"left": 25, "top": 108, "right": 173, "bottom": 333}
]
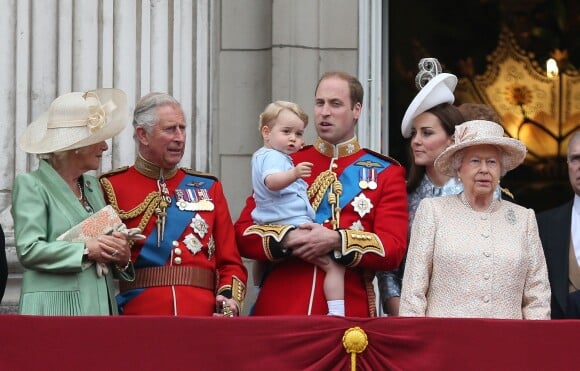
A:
[
  {"left": 434, "top": 120, "right": 527, "bottom": 177},
  {"left": 19, "top": 88, "right": 128, "bottom": 154}
]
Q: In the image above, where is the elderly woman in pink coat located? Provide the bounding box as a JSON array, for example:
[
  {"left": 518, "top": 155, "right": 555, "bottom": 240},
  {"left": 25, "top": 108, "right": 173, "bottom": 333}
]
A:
[{"left": 400, "top": 120, "right": 550, "bottom": 319}]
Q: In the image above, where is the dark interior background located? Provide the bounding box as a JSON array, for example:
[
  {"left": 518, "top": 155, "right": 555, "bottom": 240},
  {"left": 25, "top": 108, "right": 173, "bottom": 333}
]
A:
[{"left": 388, "top": 0, "right": 580, "bottom": 212}]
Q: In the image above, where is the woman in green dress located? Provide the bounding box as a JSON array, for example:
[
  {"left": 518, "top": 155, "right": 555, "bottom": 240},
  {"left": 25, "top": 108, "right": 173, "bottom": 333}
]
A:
[{"left": 12, "top": 89, "right": 134, "bottom": 315}]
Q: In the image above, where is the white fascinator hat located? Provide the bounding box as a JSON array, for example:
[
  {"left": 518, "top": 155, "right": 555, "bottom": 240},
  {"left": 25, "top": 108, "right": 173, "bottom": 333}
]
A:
[{"left": 401, "top": 58, "right": 457, "bottom": 138}]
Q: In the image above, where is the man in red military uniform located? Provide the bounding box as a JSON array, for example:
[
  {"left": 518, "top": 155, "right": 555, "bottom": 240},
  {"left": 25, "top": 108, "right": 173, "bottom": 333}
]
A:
[
  {"left": 235, "top": 72, "right": 408, "bottom": 316},
  {"left": 100, "top": 92, "right": 246, "bottom": 316}
]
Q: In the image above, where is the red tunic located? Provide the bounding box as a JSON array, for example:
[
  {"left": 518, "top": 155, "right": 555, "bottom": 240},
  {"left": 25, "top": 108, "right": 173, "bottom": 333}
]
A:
[
  {"left": 235, "top": 139, "right": 408, "bottom": 316},
  {"left": 101, "top": 165, "right": 247, "bottom": 316}
]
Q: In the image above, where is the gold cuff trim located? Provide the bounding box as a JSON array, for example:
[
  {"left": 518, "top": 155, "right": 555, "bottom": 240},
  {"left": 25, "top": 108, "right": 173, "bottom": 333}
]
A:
[
  {"left": 339, "top": 230, "right": 385, "bottom": 257},
  {"left": 217, "top": 276, "right": 246, "bottom": 312},
  {"left": 232, "top": 275, "right": 246, "bottom": 310},
  {"left": 243, "top": 224, "right": 294, "bottom": 242},
  {"left": 263, "top": 238, "right": 275, "bottom": 261}
]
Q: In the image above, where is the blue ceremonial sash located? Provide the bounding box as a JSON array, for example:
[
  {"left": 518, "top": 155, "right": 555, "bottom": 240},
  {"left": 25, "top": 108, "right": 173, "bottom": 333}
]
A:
[
  {"left": 134, "top": 174, "right": 215, "bottom": 268},
  {"left": 314, "top": 153, "right": 391, "bottom": 224},
  {"left": 116, "top": 288, "right": 144, "bottom": 313}
]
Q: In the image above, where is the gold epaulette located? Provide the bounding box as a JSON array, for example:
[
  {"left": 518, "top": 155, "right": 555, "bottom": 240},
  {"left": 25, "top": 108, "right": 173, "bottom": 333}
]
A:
[
  {"left": 364, "top": 149, "right": 402, "bottom": 166},
  {"left": 99, "top": 166, "right": 129, "bottom": 179},
  {"left": 181, "top": 167, "right": 217, "bottom": 181}
]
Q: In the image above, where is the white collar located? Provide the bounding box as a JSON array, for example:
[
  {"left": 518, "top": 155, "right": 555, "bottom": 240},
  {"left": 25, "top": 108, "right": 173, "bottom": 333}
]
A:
[
  {"left": 572, "top": 194, "right": 580, "bottom": 264},
  {"left": 573, "top": 194, "right": 580, "bottom": 215}
]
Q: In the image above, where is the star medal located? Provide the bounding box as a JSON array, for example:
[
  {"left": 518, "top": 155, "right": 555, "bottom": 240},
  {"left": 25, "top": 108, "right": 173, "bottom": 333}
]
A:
[
  {"left": 351, "top": 193, "right": 373, "bottom": 218},
  {"left": 190, "top": 213, "right": 209, "bottom": 238},
  {"left": 349, "top": 220, "right": 364, "bottom": 231},
  {"left": 207, "top": 236, "right": 215, "bottom": 260},
  {"left": 183, "top": 233, "right": 203, "bottom": 255}
]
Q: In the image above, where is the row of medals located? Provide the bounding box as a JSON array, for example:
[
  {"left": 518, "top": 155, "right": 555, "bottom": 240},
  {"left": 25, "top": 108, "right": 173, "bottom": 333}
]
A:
[
  {"left": 175, "top": 188, "right": 215, "bottom": 211},
  {"left": 358, "top": 168, "right": 378, "bottom": 190}
]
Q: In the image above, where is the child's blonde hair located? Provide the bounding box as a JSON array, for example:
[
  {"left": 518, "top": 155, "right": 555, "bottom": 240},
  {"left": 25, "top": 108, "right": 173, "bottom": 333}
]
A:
[{"left": 258, "top": 101, "right": 308, "bottom": 131}]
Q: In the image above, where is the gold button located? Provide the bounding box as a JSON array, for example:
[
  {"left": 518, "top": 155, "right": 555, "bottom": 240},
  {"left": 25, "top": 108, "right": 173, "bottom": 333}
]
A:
[
  {"left": 172, "top": 240, "right": 179, "bottom": 247},
  {"left": 174, "top": 248, "right": 182, "bottom": 256},
  {"left": 332, "top": 163, "right": 338, "bottom": 169},
  {"left": 174, "top": 257, "right": 182, "bottom": 265}
]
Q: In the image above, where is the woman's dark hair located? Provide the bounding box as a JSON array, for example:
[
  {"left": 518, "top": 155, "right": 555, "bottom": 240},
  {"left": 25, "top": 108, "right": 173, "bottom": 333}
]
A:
[{"left": 406, "top": 103, "right": 465, "bottom": 193}]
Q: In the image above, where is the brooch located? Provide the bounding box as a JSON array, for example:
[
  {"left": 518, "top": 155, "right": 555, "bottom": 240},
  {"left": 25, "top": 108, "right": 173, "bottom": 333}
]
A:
[{"left": 505, "top": 208, "right": 517, "bottom": 225}]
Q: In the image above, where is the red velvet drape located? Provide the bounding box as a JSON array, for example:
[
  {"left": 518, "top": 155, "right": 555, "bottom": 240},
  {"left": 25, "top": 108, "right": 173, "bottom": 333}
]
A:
[{"left": 1, "top": 315, "right": 578, "bottom": 370}]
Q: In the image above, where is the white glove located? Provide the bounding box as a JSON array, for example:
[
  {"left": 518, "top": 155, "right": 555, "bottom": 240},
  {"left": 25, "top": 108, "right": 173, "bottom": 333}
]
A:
[
  {"left": 88, "top": 224, "right": 145, "bottom": 277},
  {"left": 113, "top": 223, "right": 146, "bottom": 241},
  {"left": 96, "top": 262, "right": 109, "bottom": 277}
]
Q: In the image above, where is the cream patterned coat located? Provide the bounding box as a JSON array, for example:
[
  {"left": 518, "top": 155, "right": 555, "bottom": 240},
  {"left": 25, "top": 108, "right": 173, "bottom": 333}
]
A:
[{"left": 400, "top": 195, "right": 551, "bottom": 319}]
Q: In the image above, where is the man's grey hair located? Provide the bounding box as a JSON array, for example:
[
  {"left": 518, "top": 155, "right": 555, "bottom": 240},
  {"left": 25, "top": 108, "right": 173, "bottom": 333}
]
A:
[
  {"left": 133, "top": 92, "right": 181, "bottom": 132},
  {"left": 568, "top": 131, "right": 580, "bottom": 160}
]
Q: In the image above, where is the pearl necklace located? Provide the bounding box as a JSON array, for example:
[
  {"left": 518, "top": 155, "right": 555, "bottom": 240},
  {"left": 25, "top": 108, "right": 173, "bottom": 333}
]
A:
[
  {"left": 461, "top": 193, "right": 496, "bottom": 213},
  {"left": 76, "top": 181, "right": 84, "bottom": 201},
  {"left": 77, "top": 180, "right": 94, "bottom": 214}
]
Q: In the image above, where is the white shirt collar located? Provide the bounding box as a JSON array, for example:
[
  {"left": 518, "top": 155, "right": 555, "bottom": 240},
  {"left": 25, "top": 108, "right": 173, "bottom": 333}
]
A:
[{"left": 572, "top": 194, "right": 580, "bottom": 264}]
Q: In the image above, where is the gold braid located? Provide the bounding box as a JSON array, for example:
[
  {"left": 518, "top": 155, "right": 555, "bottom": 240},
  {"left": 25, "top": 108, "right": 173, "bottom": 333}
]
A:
[
  {"left": 307, "top": 170, "right": 337, "bottom": 212},
  {"left": 332, "top": 180, "right": 343, "bottom": 230},
  {"left": 100, "top": 177, "right": 162, "bottom": 245},
  {"left": 307, "top": 170, "right": 343, "bottom": 230}
]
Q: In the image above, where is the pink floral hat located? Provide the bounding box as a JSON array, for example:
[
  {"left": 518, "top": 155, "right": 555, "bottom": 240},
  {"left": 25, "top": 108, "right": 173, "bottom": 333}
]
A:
[{"left": 434, "top": 120, "right": 527, "bottom": 176}]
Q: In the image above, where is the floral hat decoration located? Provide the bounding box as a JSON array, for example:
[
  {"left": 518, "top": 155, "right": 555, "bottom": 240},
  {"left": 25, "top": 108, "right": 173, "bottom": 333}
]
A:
[
  {"left": 19, "top": 88, "right": 128, "bottom": 154},
  {"left": 401, "top": 58, "right": 458, "bottom": 138},
  {"left": 434, "top": 120, "right": 527, "bottom": 177}
]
